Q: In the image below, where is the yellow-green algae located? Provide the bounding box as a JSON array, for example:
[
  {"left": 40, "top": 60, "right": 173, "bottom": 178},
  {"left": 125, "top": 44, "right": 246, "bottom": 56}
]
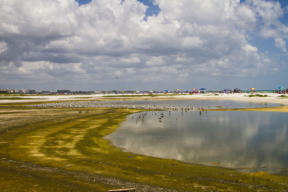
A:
[
  {"left": 208, "top": 105, "right": 288, "bottom": 112},
  {"left": 1, "top": 104, "right": 288, "bottom": 191}
]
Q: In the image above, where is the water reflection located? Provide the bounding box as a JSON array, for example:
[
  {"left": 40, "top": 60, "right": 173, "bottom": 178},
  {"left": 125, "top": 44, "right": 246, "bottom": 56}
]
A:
[{"left": 107, "top": 111, "right": 288, "bottom": 174}]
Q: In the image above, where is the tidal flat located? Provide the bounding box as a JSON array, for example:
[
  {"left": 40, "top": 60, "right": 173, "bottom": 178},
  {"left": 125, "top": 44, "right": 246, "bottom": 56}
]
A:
[{"left": 1, "top": 101, "right": 288, "bottom": 191}]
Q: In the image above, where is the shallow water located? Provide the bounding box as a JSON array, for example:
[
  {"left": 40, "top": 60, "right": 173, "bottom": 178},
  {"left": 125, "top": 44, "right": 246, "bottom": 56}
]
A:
[
  {"left": 107, "top": 109, "right": 288, "bottom": 174},
  {"left": 100, "top": 99, "right": 278, "bottom": 109}
]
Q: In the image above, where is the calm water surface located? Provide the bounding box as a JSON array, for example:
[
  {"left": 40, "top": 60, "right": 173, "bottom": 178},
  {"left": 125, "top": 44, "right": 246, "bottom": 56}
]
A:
[
  {"left": 100, "top": 99, "right": 278, "bottom": 109},
  {"left": 107, "top": 105, "right": 288, "bottom": 174}
]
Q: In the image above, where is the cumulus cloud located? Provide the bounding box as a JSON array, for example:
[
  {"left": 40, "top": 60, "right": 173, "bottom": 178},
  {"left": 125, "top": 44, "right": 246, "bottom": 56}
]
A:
[
  {"left": 248, "top": 0, "right": 288, "bottom": 52},
  {"left": 275, "top": 38, "right": 287, "bottom": 52},
  {"left": 0, "top": 0, "right": 287, "bottom": 89}
]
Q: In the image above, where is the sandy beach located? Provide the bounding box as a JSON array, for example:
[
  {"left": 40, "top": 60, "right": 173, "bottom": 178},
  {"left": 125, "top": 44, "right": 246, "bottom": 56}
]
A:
[{"left": 1, "top": 93, "right": 288, "bottom": 105}]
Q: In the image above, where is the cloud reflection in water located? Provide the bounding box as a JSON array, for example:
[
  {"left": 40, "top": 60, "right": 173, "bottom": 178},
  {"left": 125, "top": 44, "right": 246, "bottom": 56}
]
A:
[{"left": 107, "top": 111, "right": 288, "bottom": 174}]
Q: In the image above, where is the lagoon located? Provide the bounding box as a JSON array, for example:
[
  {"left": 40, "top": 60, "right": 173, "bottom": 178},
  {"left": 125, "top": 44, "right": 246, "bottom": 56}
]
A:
[{"left": 107, "top": 103, "right": 288, "bottom": 175}]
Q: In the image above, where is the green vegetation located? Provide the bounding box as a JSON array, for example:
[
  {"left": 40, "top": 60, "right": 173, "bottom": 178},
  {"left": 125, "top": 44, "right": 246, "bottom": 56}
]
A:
[
  {"left": 247, "top": 94, "right": 269, "bottom": 97},
  {"left": 279, "top": 95, "right": 288, "bottom": 98},
  {"left": 209, "top": 105, "right": 288, "bottom": 112},
  {"left": 1, "top": 104, "right": 288, "bottom": 191}
]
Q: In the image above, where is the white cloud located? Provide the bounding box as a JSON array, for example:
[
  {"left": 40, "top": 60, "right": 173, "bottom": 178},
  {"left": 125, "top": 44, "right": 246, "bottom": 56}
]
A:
[
  {"left": 0, "top": 0, "right": 287, "bottom": 89},
  {"left": 243, "top": 44, "right": 258, "bottom": 53},
  {"left": 274, "top": 38, "right": 287, "bottom": 52},
  {"left": 119, "top": 56, "right": 141, "bottom": 64},
  {"left": 17, "top": 61, "right": 85, "bottom": 74},
  {"left": 0, "top": 41, "right": 7, "bottom": 54},
  {"left": 146, "top": 56, "right": 164, "bottom": 66}
]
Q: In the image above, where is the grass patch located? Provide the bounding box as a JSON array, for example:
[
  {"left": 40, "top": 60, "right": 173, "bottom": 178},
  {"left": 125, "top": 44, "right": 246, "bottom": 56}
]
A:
[
  {"left": 247, "top": 94, "right": 269, "bottom": 97},
  {"left": 208, "top": 106, "right": 288, "bottom": 112},
  {"left": 279, "top": 95, "right": 288, "bottom": 98}
]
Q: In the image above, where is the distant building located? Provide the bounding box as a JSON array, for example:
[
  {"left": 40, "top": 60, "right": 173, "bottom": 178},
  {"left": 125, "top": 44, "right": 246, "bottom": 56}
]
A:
[
  {"left": 0, "top": 89, "right": 16, "bottom": 94},
  {"left": 27, "top": 89, "right": 36, "bottom": 94},
  {"left": 57, "top": 90, "right": 71, "bottom": 94}
]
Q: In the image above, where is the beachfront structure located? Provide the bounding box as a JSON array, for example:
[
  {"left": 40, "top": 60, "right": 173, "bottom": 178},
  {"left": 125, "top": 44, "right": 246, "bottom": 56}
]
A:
[{"left": 0, "top": 89, "right": 17, "bottom": 94}]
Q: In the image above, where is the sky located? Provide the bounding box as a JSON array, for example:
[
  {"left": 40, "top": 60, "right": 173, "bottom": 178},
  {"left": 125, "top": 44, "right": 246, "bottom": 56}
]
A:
[{"left": 0, "top": 0, "right": 288, "bottom": 91}]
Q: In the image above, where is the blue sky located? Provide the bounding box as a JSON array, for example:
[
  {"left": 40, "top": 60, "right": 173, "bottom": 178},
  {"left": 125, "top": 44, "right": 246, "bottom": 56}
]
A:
[
  {"left": 136, "top": 0, "right": 160, "bottom": 17},
  {"left": 0, "top": 0, "right": 288, "bottom": 90},
  {"left": 76, "top": 0, "right": 92, "bottom": 5}
]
